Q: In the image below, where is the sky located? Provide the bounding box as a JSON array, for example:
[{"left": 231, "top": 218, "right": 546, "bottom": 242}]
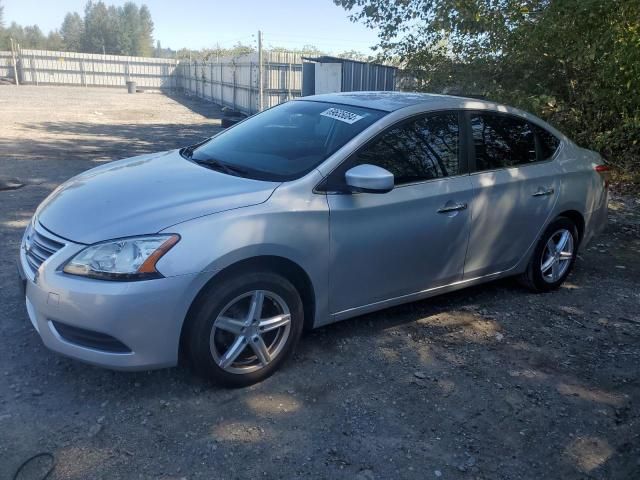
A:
[{"left": 2, "top": 0, "right": 381, "bottom": 54}]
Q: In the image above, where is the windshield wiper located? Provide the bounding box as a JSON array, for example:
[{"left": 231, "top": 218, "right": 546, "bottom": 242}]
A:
[
  {"left": 180, "top": 138, "right": 211, "bottom": 160},
  {"left": 193, "top": 157, "right": 250, "bottom": 177},
  {"left": 181, "top": 145, "right": 196, "bottom": 159},
  {"left": 180, "top": 146, "right": 248, "bottom": 177}
]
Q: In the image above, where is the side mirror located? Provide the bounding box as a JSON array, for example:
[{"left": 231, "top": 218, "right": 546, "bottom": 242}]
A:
[{"left": 344, "top": 164, "right": 394, "bottom": 194}]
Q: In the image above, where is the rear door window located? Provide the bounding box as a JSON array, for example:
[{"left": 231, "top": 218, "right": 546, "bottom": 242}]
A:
[{"left": 470, "top": 113, "right": 536, "bottom": 171}]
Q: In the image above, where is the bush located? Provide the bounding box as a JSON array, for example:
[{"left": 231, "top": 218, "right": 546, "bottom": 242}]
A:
[{"left": 337, "top": 0, "right": 640, "bottom": 183}]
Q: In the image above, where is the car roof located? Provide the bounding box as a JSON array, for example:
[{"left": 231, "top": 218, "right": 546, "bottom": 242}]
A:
[
  {"left": 297, "top": 91, "right": 568, "bottom": 139},
  {"left": 298, "top": 91, "right": 467, "bottom": 112}
]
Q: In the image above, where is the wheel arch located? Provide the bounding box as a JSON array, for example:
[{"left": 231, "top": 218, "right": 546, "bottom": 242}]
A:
[
  {"left": 179, "top": 255, "right": 316, "bottom": 362},
  {"left": 557, "top": 209, "right": 585, "bottom": 243}
]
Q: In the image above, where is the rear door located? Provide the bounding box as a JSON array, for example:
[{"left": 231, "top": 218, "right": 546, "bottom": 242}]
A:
[
  {"left": 463, "top": 112, "right": 561, "bottom": 279},
  {"left": 323, "top": 112, "right": 473, "bottom": 314}
]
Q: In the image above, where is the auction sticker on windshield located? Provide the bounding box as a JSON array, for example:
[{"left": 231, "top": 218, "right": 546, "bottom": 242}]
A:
[{"left": 320, "top": 107, "right": 364, "bottom": 124}]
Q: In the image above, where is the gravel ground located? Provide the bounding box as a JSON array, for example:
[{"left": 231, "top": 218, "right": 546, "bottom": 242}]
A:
[{"left": 1, "top": 86, "right": 639, "bottom": 480}]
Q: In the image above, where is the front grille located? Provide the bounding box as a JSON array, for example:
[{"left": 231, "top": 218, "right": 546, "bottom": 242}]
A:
[{"left": 24, "top": 224, "right": 65, "bottom": 273}]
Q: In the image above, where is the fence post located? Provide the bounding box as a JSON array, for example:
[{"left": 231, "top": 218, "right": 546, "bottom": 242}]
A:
[
  {"left": 80, "top": 59, "right": 87, "bottom": 87},
  {"left": 210, "top": 62, "right": 214, "bottom": 100},
  {"left": 249, "top": 62, "right": 253, "bottom": 112},
  {"left": 196, "top": 61, "right": 200, "bottom": 97},
  {"left": 258, "top": 30, "right": 263, "bottom": 111},
  {"left": 31, "top": 53, "right": 38, "bottom": 86},
  {"left": 10, "top": 38, "right": 20, "bottom": 86},
  {"left": 232, "top": 66, "right": 237, "bottom": 111},
  {"left": 220, "top": 62, "right": 224, "bottom": 107},
  {"left": 195, "top": 61, "right": 198, "bottom": 96}
]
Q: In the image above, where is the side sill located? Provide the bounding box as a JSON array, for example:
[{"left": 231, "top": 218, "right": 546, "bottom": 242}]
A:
[{"left": 325, "top": 270, "right": 512, "bottom": 325}]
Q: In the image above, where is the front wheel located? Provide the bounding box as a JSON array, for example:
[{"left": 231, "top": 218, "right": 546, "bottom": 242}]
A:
[
  {"left": 186, "top": 271, "right": 304, "bottom": 387},
  {"left": 519, "top": 217, "right": 579, "bottom": 292}
]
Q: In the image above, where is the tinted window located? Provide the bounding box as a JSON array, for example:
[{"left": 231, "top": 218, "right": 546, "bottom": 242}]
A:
[
  {"left": 534, "top": 125, "right": 561, "bottom": 160},
  {"left": 471, "top": 114, "right": 536, "bottom": 170},
  {"left": 351, "top": 113, "right": 460, "bottom": 185},
  {"left": 188, "top": 101, "right": 386, "bottom": 181}
]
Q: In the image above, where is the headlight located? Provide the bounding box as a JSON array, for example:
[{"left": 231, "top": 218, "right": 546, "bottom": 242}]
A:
[
  {"left": 63, "top": 234, "right": 179, "bottom": 280},
  {"left": 22, "top": 216, "right": 35, "bottom": 246}
]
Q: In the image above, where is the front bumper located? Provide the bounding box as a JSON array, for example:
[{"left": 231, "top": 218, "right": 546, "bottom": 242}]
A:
[{"left": 18, "top": 225, "right": 206, "bottom": 371}]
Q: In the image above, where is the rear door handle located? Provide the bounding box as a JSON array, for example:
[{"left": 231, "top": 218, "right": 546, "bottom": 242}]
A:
[
  {"left": 532, "top": 188, "right": 555, "bottom": 197},
  {"left": 437, "top": 202, "right": 468, "bottom": 213}
]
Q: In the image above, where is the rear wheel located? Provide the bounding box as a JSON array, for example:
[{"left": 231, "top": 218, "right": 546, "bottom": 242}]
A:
[
  {"left": 186, "top": 271, "right": 304, "bottom": 387},
  {"left": 519, "top": 217, "right": 579, "bottom": 292}
]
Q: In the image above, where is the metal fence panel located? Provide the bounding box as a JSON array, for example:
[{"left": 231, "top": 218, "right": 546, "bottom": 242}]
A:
[
  {"left": 3, "top": 49, "right": 179, "bottom": 88},
  {"left": 1, "top": 48, "right": 395, "bottom": 115},
  {"left": 179, "top": 52, "right": 304, "bottom": 115},
  {"left": 340, "top": 60, "right": 396, "bottom": 92}
]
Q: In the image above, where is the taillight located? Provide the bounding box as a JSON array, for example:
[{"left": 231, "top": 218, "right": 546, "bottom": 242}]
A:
[{"left": 595, "top": 164, "right": 611, "bottom": 188}]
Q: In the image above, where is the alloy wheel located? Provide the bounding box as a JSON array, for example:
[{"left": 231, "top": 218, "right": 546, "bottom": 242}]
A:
[
  {"left": 540, "top": 228, "right": 574, "bottom": 283},
  {"left": 209, "top": 290, "right": 291, "bottom": 374}
]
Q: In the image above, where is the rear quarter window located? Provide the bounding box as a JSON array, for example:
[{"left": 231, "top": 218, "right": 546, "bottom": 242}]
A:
[{"left": 534, "top": 125, "right": 561, "bottom": 160}]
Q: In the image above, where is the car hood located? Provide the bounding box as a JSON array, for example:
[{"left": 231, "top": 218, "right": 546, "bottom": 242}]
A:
[{"left": 37, "top": 150, "right": 280, "bottom": 244}]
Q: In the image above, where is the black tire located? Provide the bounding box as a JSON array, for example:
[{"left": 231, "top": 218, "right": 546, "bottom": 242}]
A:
[
  {"left": 519, "top": 216, "right": 579, "bottom": 292},
  {"left": 222, "top": 109, "right": 243, "bottom": 117},
  {"left": 185, "top": 270, "right": 304, "bottom": 387}
]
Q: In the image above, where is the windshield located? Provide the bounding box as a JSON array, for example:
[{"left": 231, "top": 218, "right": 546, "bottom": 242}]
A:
[{"left": 186, "top": 100, "right": 386, "bottom": 181}]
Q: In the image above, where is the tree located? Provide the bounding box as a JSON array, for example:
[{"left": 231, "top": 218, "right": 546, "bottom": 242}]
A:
[
  {"left": 335, "top": 0, "right": 545, "bottom": 61},
  {"left": 61, "top": 12, "right": 84, "bottom": 51},
  {"left": 23, "top": 25, "right": 46, "bottom": 48},
  {"left": 117, "top": 2, "right": 140, "bottom": 55},
  {"left": 2, "top": 21, "right": 25, "bottom": 50},
  {"left": 82, "top": 1, "right": 119, "bottom": 54},
  {"left": 335, "top": 0, "right": 640, "bottom": 180},
  {"left": 46, "top": 30, "right": 65, "bottom": 51},
  {"left": 0, "top": 0, "right": 6, "bottom": 50},
  {"left": 0, "top": 1, "right": 158, "bottom": 55},
  {"left": 137, "top": 4, "right": 153, "bottom": 56},
  {"left": 336, "top": 49, "right": 374, "bottom": 62},
  {"left": 4, "top": 22, "right": 23, "bottom": 40}
]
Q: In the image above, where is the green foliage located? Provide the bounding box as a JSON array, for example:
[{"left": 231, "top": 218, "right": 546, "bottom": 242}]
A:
[
  {"left": 46, "top": 31, "right": 65, "bottom": 51},
  {"left": 137, "top": 5, "right": 153, "bottom": 56},
  {"left": 336, "top": 0, "right": 640, "bottom": 179},
  {"left": 82, "top": 1, "right": 119, "bottom": 54},
  {"left": 1, "top": 22, "right": 48, "bottom": 49},
  {"left": 176, "top": 43, "right": 257, "bottom": 61},
  {"left": 61, "top": 13, "right": 84, "bottom": 51},
  {"left": 2, "top": 1, "right": 155, "bottom": 57},
  {"left": 336, "top": 49, "right": 376, "bottom": 62}
]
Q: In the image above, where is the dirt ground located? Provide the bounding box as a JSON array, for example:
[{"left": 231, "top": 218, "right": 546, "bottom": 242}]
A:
[{"left": 0, "top": 86, "right": 638, "bottom": 480}]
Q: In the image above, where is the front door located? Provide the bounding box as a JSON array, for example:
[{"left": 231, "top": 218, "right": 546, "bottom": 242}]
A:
[{"left": 324, "top": 112, "right": 473, "bottom": 315}]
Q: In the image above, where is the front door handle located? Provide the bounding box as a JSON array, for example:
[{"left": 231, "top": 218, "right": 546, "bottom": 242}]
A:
[
  {"left": 532, "top": 188, "right": 555, "bottom": 197},
  {"left": 437, "top": 202, "right": 468, "bottom": 214}
]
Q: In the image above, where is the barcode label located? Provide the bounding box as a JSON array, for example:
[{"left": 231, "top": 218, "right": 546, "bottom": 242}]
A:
[{"left": 320, "top": 107, "right": 364, "bottom": 124}]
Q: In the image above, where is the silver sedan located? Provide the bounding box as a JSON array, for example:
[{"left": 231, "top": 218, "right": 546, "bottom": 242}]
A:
[{"left": 18, "top": 92, "right": 609, "bottom": 386}]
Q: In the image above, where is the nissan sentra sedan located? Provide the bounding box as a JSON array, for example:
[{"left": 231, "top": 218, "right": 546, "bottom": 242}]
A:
[{"left": 18, "top": 92, "right": 609, "bottom": 387}]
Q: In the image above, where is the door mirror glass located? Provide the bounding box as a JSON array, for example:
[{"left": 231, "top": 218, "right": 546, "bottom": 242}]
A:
[{"left": 345, "top": 164, "right": 394, "bottom": 193}]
